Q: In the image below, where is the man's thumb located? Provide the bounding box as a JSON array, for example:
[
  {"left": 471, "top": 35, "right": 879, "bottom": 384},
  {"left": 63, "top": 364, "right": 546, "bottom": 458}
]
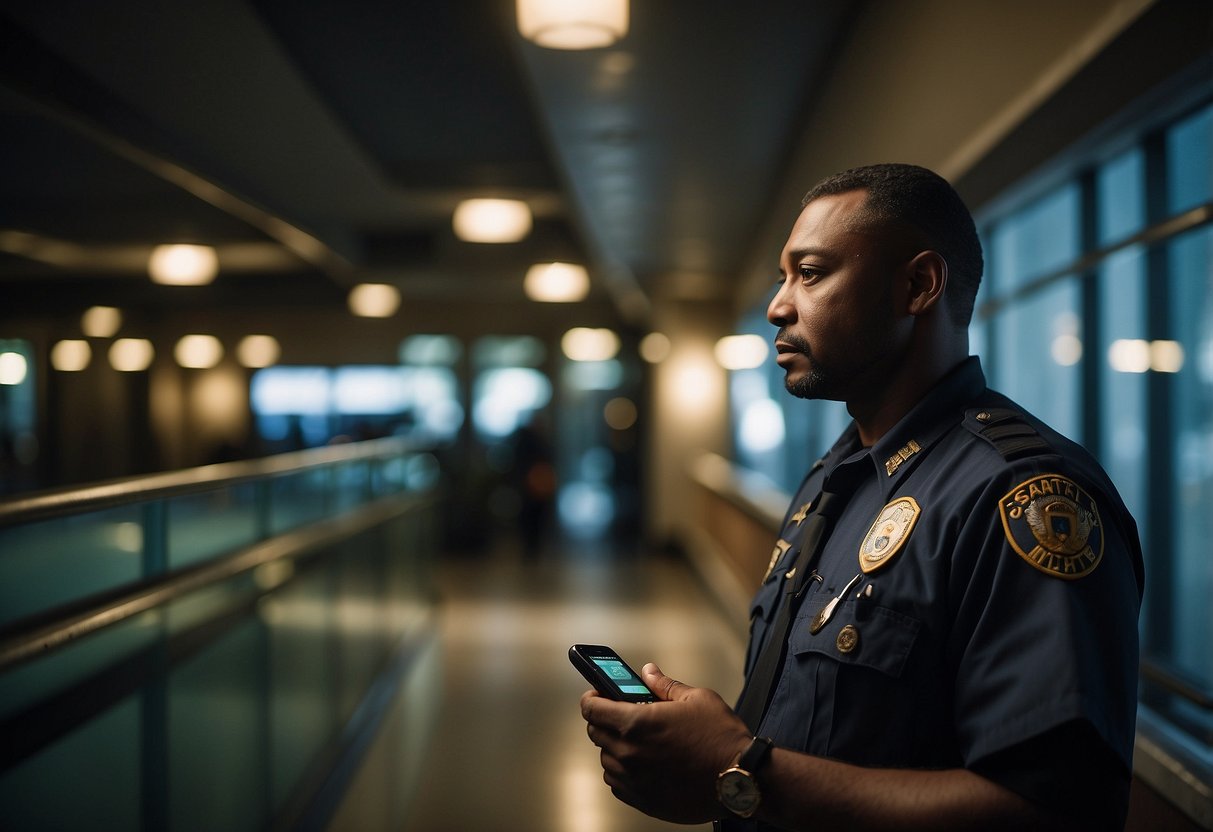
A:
[{"left": 642, "top": 662, "right": 690, "bottom": 701}]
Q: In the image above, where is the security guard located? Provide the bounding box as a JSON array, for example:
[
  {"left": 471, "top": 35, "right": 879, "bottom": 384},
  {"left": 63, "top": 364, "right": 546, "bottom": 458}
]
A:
[{"left": 580, "top": 164, "right": 1144, "bottom": 831}]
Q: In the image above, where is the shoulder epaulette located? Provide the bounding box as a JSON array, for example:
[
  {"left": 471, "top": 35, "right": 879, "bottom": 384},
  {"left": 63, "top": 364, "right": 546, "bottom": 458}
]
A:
[{"left": 963, "top": 407, "right": 1053, "bottom": 461}]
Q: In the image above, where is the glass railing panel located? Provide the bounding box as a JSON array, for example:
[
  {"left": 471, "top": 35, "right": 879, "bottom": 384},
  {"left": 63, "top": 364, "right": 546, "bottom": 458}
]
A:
[
  {"left": 167, "top": 484, "right": 260, "bottom": 570},
  {"left": 0, "top": 505, "right": 145, "bottom": 627},
  {"left": 268, "top": 469, "right": 331, "bottom": 535},
  {"left": 374, "top": 454, "right": 408, "bottom": 496},
  {"left": 332, "top": 461, "right": 370, "bottom": 513},
  {"left": 169, "top": 617, "right": 267, "bottom": 832},
  {"left": 0, "top": 478, "right": 437, "bottom": 831},
  {"left": 0, "top": 695, "right": 142, "bottom": 829},
  {"left": 263, "top": 565, "right": 337, "bottom": 811}
]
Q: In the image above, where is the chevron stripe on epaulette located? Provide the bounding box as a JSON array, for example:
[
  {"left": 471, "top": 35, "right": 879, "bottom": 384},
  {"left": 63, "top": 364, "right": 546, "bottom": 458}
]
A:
[{"left": 963, "top": 407, "right": 1053, "bottom": 460}]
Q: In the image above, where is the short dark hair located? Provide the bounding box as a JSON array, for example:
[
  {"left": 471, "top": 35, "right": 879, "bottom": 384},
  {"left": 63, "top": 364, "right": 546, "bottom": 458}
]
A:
[{"left": 802, "top": 163, "right": 983, "bottom": 326}]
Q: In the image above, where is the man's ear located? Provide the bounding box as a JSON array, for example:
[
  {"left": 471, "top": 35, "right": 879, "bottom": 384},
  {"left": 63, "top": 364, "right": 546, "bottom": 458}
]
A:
[{"left": 905, "top": 250, "right": 948, "bottom": 316}]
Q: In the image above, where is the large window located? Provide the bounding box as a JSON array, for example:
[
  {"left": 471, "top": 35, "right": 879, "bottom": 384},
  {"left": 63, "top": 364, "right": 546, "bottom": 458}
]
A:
[{"left": 976, "top": 100, "right": 1213, "bottom": 775}]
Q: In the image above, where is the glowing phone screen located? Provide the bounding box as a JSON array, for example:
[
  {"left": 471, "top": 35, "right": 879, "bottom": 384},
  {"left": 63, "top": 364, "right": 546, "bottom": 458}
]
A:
[{"left": 591, "top": 657, "right": 651, "bottom": 695}]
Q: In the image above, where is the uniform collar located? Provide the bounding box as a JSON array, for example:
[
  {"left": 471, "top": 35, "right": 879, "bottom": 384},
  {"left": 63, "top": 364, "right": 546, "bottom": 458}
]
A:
[
  {"left": 821, "top": 357, "right": 988, "bottom": 499},
  {"left": 869, "top": 356, "right": 988, "bottom": 498}
]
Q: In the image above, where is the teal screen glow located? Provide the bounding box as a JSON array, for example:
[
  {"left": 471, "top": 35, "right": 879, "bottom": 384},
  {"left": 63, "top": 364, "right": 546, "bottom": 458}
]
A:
[{"left": 591, "top": 658, "right": 650, "bottom": 695}]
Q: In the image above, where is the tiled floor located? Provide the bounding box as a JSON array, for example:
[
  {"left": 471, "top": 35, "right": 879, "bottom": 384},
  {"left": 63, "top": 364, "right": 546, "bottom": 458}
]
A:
[{"left": 399, "top": 543, "right": 747, "bottom": 832}]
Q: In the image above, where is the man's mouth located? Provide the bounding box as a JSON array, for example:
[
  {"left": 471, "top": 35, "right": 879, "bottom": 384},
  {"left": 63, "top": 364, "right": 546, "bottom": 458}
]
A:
[{"left": 774, "top": 332, "right": 810, "bottom": 366}]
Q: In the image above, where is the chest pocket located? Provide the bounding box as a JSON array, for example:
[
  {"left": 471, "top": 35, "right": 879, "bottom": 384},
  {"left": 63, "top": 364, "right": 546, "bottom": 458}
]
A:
[{"left": 788, "top": 600, "right": 921, "bottom": 678}]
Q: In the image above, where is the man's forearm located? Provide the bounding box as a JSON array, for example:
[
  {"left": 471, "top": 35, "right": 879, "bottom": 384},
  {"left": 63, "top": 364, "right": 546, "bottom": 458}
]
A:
[{"left": 753, "top": 749, "right": 1064, "bottom": 832}]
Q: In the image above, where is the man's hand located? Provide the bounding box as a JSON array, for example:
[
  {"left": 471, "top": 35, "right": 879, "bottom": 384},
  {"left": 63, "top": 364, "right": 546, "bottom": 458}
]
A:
[{"left": 580, "top": 663, "right": 752, "bottom": 824}]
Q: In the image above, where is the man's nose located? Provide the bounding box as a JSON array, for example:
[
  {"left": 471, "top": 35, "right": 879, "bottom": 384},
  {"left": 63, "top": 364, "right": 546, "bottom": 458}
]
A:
[{"left": 768, "top": 283, "right": 794, "bottom": 327}]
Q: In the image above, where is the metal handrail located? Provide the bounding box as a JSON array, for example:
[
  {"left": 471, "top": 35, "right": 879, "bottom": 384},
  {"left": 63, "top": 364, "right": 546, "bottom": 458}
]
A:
[
  {"left": 0, "top": 489, "right": 436, "bottom": 673},
  {"left": 1141, "top": 658, "right": 1213, "bottom": 712},
  {"left": 0, "top": 436, "right": 418, "bottom": 528}
]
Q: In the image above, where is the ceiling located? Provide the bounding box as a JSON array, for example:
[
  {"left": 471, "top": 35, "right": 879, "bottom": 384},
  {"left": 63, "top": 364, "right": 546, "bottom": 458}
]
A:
[{"left": 0, "top": 0, "right": 856, "bottom": 330}]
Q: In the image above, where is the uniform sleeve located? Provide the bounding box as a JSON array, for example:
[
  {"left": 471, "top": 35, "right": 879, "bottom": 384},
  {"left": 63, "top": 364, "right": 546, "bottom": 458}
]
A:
[
  {"left": 945, "top": 462, "right": 1142, "bottom": 822},
  {"left": 970, "top": 719, "right": 1131, "bottom": 830}
]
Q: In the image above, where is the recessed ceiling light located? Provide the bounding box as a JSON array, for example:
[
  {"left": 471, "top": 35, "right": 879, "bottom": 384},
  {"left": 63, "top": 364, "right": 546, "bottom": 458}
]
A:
[
  {"left": 562, "top": 327, "right": 619, "bottom": 361},
  {"left": 237, "top": 335, "right": 281, "bottom": 369},
  {"left": 175, "top": 335, "right": 224, "bottom": 369},
  {"left": 525, "top": 262, "right": 589, "bottom": 302},
  {"left": 109, "top": 339, "right": 155, "bottom": 372},
  {"left": 81, "top": 306, "right": 122, "bottom": 338},
  {"left": 714, "top": 335, "right": 768, "bottom": 370},
  {"left": 52, "top": 340, "right": 92, "bottom": 372},
  {"left": 348, "top": 283, "right": 402, "bottom": 318},
  {"left": 453, "top": 199, "right": 532, "bottom": 243},
  {"left": 148, "top": 244, "right": 218, "bottom": 285}
]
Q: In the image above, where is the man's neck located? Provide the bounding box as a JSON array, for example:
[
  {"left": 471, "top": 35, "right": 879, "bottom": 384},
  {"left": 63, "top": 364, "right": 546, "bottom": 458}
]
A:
[{"left": 847, "top": 348, "right": 969, "bottom": 447}]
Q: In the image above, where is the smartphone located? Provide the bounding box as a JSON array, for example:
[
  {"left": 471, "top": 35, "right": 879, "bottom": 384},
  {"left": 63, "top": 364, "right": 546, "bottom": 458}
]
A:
[{"left": 568, "top": 644, "right": 658, "bottom": 703}]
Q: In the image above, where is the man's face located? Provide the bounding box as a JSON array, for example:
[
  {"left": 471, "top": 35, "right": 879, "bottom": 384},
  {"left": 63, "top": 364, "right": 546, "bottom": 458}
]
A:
[{"left": 768, "top": 190, "right": 909, "bottom": 402}]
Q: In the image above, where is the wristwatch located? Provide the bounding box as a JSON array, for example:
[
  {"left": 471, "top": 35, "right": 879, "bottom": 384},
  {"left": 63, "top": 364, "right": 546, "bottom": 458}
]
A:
[{"left": 716, "top": 735, "right": 775, "bottom": 818}]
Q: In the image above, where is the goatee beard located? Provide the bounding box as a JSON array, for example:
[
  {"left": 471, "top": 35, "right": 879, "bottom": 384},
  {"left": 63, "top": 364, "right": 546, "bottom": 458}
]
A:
[
  {"left": 787, "top": 373, "right": 821, "bottom": 399},
  {"left": 776, "top": 330, "right": 828, "bottom": 399}
]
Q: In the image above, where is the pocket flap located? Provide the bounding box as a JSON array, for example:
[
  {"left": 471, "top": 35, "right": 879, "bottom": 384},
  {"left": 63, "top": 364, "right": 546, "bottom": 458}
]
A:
[{"left": 789, "top": 602, "right": 920, "bottom": 678}]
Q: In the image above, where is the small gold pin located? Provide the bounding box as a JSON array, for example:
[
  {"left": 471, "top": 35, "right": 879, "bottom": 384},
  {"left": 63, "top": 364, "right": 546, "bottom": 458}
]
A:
[
  {"left": 885, "top": 439, "right": 922, "bottom": 476},
  {"left": 762, "top": 539, "right": 792, "bottom": 582},
  {"left": 836, "top": 624, "right": 859, "bottom": 653},
  {"left": 789, "top": 501, "right": 813, "bottom": 526}
]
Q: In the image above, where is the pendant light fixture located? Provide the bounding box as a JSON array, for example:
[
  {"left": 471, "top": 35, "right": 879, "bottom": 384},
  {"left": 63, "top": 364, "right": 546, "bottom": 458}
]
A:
[{"left": 517, "top": 0, "right": 628, "bottom": 50}]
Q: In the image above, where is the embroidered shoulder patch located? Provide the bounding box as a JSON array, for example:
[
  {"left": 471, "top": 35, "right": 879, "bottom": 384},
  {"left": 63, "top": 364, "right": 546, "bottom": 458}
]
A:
[{"left": 999, "top": 474, "right": 1103, "bottom": 579}]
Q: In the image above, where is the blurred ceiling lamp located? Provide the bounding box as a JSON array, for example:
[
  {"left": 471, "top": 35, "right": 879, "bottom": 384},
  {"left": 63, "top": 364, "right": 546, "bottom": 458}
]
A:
[
  {"left": 148, "top": 244, "right": 218, "bottom": 286},
  {"left": 525, "top": 262, "right": 589, "bottom": 302},
  {"left": 0, "top": 351, "right": 28, "bottom": 385},
  {"left": 714, "top": 334, "right": 769, "bottom": 370},
  {"left": 453, "top": 198, "right": 532, "bottom": 242},
  {"left": 175, "top": 334, "right": 224, "bottom": 369},
  {"left": 639, "top": 331, "right": 671, "bottom": 364},
  {"left": 51, "top": 340, "right": 91, "bottom": 372},
  {"left": 517, "top": 0, "right": 628, "bottom": 49},
  {"left": 109, "top": 338, "right": 154, "bottom": 372},
  {"left": 348, "top": 283, "right": 401, "bottom": 318},
  {"left": 562, "top": 327, "right": 619, "bottom": 362},
  {"left": 237, "top": 334, "right": 281, "bottom": 368},
  {"left": 81, "top": 306, "right": 122, "bottom": 338}
]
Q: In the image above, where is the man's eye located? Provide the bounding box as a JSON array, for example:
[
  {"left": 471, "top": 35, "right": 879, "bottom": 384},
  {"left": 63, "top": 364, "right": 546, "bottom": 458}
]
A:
[{"left": 798, "top": 266, "right": 820, "bottom": 281}]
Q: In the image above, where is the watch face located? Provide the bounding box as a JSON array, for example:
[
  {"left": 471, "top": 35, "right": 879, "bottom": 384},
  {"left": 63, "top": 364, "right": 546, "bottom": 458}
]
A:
[{"left": 717, "top": 768, "right": 761, "bottom": 817}]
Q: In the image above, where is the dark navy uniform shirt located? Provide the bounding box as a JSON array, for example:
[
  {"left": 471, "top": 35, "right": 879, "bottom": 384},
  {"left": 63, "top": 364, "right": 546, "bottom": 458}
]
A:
[{"left": 727, "top": 357, "right": 1144, "bottom": 831}]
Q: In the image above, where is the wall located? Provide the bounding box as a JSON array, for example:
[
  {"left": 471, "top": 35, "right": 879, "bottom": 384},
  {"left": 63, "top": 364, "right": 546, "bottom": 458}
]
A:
[
  {"left": 645, "top": 299, "right": 732, "bottom": 547},
  {"left": 736, "top": 0, "right": 1157, "bottom": 309}
]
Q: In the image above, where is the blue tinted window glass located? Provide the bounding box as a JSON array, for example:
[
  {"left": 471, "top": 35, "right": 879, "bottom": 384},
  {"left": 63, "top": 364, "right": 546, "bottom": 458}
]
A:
[
  {"left": 989, "top": 184, "right": 1080, "bottom": 293},
  {"left": 992, "top": 279, "right": 1082, "bottom": 442},
  {"left": 1166, "top": 102, "right": 1213, "bottom": 215},
  {"left": 1098, "top": 247, "right": 1148, "bottom": 545},
  {"left": 1097, "top": 148, "right": 1145, "bottom": 245},
  {"left": 1168, "top": 226, "right": 1213, "bottom": 688}
]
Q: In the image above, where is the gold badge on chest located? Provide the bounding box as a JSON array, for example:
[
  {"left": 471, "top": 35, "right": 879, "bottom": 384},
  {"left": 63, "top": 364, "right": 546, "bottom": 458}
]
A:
[{"left": 858, "top": 496, "right": 921, "bottom": 574}]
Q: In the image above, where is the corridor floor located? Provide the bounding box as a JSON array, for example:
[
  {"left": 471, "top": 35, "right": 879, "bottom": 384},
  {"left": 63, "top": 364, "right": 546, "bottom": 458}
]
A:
[{"left": 400, "top": 542, "right": 747, "bottom": 832}]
